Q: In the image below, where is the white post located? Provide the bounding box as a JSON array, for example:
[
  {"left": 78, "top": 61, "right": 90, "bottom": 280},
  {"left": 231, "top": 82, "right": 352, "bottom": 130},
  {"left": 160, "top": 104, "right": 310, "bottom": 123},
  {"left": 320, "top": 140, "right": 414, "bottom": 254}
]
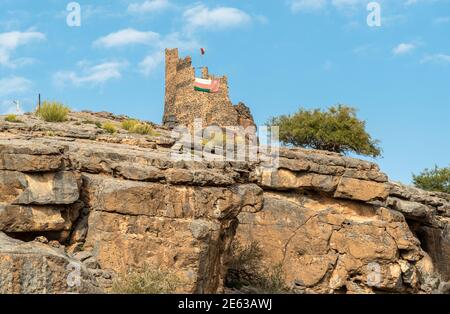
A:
[{"left": 13, "top": 100, "right": 20, "bottom": 114}]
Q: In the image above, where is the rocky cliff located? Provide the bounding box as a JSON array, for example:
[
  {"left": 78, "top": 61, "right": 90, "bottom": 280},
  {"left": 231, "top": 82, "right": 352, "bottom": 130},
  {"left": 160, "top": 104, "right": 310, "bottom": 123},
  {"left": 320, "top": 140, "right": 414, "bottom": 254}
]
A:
[{"left": 0, "top": 111, "right": 448, "bottom": 294}]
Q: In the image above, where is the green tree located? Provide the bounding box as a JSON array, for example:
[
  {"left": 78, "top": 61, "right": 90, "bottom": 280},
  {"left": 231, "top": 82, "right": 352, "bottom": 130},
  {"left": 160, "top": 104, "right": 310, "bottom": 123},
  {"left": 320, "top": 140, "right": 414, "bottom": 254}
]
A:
[
  {"left": 268, "top": 105, "right": 381, "bottom": 157},
  {"left": 413, "top": 165, "right": 450, "bottom": 194}
]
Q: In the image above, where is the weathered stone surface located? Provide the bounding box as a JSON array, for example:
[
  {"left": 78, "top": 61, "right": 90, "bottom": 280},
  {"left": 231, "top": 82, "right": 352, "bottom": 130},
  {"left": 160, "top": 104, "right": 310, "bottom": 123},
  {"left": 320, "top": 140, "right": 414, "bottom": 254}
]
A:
[
  {"left": 80, "top": 174, "right": 262, "bottom": 293},
  {"left": 388, "top": 197, "right": 434, "bottom": 221},
  {"left": 334, "top": 177, "right": 389, "bottom": 202},
  {"left": 235, "top": 192, "right": 433, "bottom": 293},
  {"left": 0, "top": 140, "right": 63, "bottom": 172},
  {"left": 0, "top": 204, "right": 66, "bottom": 232},
  {"left": 0, "top": 110, "right": 448, "bottom": 295},
  {"left": 260, "top": 168, "right": 339, "bottom": 192},
  {"left": 0, "top": 232, "right": 98, "bottom": 293},
  {"left": 0, "top": 171, "right": 80, "bottom": 205}
]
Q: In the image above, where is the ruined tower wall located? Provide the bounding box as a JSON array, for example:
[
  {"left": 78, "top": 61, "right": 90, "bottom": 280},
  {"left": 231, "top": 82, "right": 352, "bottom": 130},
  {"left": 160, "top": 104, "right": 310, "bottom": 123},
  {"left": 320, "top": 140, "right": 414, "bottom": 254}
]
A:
[{"left": 163, "top": 48, "right": 255, "bottom": 129}]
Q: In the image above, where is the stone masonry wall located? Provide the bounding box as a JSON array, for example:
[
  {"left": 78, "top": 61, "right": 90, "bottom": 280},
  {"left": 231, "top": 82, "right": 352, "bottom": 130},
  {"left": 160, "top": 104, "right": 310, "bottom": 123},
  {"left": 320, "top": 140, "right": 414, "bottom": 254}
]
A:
[{"left": 163, "top": 48, "right": 255, "bottom": 129}]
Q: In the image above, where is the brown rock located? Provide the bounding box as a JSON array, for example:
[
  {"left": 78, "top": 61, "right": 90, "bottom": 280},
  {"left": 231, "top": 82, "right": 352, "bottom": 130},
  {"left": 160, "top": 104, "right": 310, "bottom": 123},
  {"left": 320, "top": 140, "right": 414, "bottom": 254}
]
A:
[
  {"left": 0, "top": 205, "right": 65, "bottom": 232},
  {"left": 334, "top": 177, "right": 389, "bottom": 202},
  {"left": 0, "top": 171, "right": 80, "bottom": 205},
  {"left": 0, "top": 140, "right": 62, "bottom": 172},
  {"left": 0, "top": 232, "right": 98, "bottom": 293}
]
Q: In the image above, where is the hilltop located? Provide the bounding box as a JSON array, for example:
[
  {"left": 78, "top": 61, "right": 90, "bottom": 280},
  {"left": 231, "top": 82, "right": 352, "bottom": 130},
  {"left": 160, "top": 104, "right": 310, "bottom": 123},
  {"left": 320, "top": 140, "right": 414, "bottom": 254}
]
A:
[{"left": 0, "top": 110, "right": 449, "bottom": 293}]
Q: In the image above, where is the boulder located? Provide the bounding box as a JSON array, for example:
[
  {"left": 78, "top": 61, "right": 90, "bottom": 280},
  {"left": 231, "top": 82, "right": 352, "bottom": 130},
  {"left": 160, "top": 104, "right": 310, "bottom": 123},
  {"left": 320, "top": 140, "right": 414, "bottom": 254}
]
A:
[
  {"left": 0, "top": 232, "right": 98, "bottom": 293},
  {"left": 0, "top": 171, "right": 80, "bottom": 205}
]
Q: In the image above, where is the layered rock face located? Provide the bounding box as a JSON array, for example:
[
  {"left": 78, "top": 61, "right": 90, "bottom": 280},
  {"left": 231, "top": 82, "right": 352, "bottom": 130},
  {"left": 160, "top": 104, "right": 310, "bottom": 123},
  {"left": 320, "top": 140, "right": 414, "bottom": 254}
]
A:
[
  {"left": 0, "top": 111, "right": 263, "bottom": 293},
  {"left": 0, "top": 111, "right": 448, "bottom": 294},
  {"left": 236, "top": 149, "right": 450, "bottom": 293}
]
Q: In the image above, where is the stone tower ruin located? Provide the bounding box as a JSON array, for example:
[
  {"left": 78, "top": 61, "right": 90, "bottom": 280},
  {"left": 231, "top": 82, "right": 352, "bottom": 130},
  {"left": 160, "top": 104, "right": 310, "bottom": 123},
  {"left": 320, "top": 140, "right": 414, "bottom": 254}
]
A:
[{"left": 163, "top": 48, "right": 255, "bottom": 129}]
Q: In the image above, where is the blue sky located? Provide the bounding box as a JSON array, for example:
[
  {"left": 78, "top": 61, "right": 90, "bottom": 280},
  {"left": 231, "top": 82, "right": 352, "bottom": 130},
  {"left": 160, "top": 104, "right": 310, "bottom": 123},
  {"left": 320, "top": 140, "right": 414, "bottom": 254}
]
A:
[{"left": 0, "top": 0, "right": 449, "bottom": 184}]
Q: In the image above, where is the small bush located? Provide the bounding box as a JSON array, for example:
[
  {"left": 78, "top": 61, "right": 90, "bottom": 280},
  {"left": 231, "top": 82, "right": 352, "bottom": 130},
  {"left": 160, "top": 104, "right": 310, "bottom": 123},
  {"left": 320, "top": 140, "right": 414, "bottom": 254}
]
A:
[
  {"left": 121, "top": 119, "right": 139, "bottom": 131},
  {"left": 95, "top": 121, "right": 102, "bottom": 128},
  {"left": 111, "top": 266, "right": 179, "bottom": 294},
  {"left": 36, "top": 101, "right": 70, "bottom": 122},
  {"left": 5, "top": 114, "right": 21, "bottom": 123},
  {"left": 413, "top": 165, "right": 450, "bottom": 194},
  {"left": 102, "top": 122, "right": 117, "bottom": 134},
  {"left": 130, "top": 123, "right": 155, "bottom": 135},
  {"left": 225, "top": 240, "right": 289, "bottom": 293},
  {"left": 122, "top": 119, "right": 157, "bottom": 136},
  {"left": 256, "top": 264, "right": 288, "bottom": 294}
]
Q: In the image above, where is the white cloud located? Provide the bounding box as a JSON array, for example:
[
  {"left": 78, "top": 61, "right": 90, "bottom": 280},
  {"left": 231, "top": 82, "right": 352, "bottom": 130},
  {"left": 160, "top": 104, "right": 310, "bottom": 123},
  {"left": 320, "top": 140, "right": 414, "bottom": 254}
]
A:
[
  {"left": 393, "top": 43, "right": 416, "bottom": 55},
  {"left": 290, "top": 0, "right": 327, "bottom": 12},
  {"left": 0, "top": 31, "right": 45, "bottom": 50},
  {"left": 127, "top": 0, "right": 171, "bottom": 14},
  {"left": 0, "top": 31, "right": 45, "bottom": 67},
  {"left": 94, "top": 28, "right": 160, "bottom": 48},
  {"left": 421, "top": 54, "right": 450, "bottom": 64},
  {"left": 183, "top": 5, "right": 251, "bottom": 31},
  {"left": 139, "top": 51, "right": 164, "bottom": 76},
  {"left": 138, "top": 32, "right": 200, "bottom": 76},
  {"left": 54, "top": 61, "right": 127, "bottom": 86},
  {"left": 0, "top": 76, "right": 32, "bottom": 97},
  {"left": 92, "top": 27, "right": 201, "bottom": 76},
  {"left": 404, "top": 0, "right": 444, "bottom": 6},
  {"left": 331, "top": 0, "right": 366, "bottom": 14},
  {"left": 289, "top": 0, "right": 381, "bottom": 15},
  {"left": 158, "top": 32, "right": 200, "bottom": 51}
]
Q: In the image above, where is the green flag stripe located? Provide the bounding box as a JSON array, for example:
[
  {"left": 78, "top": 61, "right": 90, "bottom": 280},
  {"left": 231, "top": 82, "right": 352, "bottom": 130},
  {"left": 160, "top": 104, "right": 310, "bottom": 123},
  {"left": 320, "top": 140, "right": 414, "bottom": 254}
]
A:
[{"left": 194, "top": 86, "right": 211, "bottom": 93}]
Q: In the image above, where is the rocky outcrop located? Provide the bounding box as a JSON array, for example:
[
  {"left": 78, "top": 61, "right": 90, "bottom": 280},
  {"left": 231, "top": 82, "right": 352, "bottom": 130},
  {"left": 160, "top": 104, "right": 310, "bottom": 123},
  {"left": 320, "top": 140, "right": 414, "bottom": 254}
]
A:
[
  {"left": 235, "top": 149, "right": 449, "bottom": 293},
  {"left": 0, "top": 232, "right": 98, "bottom": 293},
  {"left": 0, "top": 111, "right": 448, "bottom": 294},
  {"left": 0, "top": 112, "right": 263, "bottom": 293}
]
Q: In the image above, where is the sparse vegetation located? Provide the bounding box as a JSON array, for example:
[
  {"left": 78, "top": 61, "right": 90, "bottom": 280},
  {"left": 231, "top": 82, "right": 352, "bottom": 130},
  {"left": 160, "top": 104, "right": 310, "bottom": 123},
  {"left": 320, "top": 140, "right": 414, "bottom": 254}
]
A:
[
  {"left": 36, "top": 101, "right": 70, "bottom": 122},
  {"left": 102, "top": 122, "right": 117, "bottom": 134},
  {"left": 413, "top": 165, "right": 450, "bottom": 194},
  {"left": 111, "top": 265, "right": 180, "bottom": 294},
  {"left": 4, "top": 114, "right": 21, "bottom": 123},
  {"left": 130, "top": 123, "right": 156, "bottom": 135},
  {"left": 121, "top": 119, "right": 139, "bottom": 131},
  {"left": 121, "top": 119, "right": 158, "bottom": 136},
  {"left": 268, "top": 105, "right": 381, "bottom": 157},
  {"left": 225, "top": 240, "right": 289, "bottom": 293},
  {"left": 95, "top": 121, "right": 102, "bottom": 128}
]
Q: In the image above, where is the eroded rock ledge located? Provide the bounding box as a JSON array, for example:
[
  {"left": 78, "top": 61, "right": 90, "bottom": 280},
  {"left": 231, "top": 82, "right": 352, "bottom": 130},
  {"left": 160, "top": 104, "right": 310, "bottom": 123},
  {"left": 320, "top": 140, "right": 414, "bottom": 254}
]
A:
[{"left": 0, "top": 112, "right": 448, "bottom": 294}]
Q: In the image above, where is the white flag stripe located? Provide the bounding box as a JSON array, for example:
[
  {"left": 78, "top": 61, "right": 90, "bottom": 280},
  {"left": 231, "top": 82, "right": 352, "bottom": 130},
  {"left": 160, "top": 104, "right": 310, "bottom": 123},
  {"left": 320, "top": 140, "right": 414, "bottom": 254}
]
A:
[{"left": 194, "top": 78, "right": 212, "bottom": 85}]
